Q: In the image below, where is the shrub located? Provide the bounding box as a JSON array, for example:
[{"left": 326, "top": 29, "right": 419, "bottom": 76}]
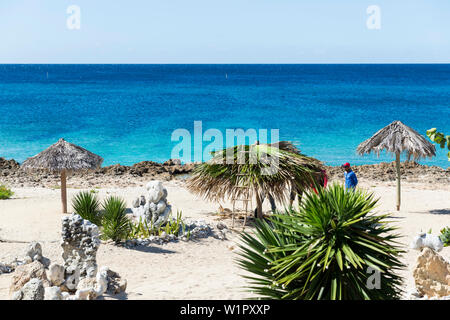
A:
[
  {"left": 101, "top": 196, "right": 130, "bottom": 243},
  {"left": 440, "top": 227, "right": 450, "bottom": 247},
  {"left": 128, "top": 210, "right": 184, "bottom": 239},
  {"left": 237, "top": 183, "right": 405, "bottom": 300},
  {"left": 72, "top": 191, "right": 103, "bottom": 226},
  {"left": 426, "top": 128, "right": 450, "bottom": 161},
  {"left": 0, "top": 185, "right": 13, "bottom": 200},
  {"left": 163, "top": 210, "right": 184, "bottom": 236}
]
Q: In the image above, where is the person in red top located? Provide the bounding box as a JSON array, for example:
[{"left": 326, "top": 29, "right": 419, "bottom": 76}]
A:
[
  {"left": 290, "top": 169, "right": 328, "bottom": 207},
  {"left": 312, "top": 169, "right": 328, "bottom": 194}
]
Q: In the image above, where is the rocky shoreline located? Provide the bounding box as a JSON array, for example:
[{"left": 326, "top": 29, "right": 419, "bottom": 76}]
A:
[
  {"left": 324, "top": 161, "right": 449, "bottom": 185},
  {"left": 0, "top": 157, "right": 448, "bottom": 188},
  {"left": 0, "top": 158, "right": 196, "bottom": 188}
]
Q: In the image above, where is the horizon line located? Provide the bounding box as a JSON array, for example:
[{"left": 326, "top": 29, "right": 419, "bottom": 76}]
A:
[{"left": 1, "top": 62, "right": 450, "bottom": 65}]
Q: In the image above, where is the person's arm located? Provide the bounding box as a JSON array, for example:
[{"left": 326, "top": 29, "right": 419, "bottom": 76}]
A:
[
  {"left": 344, "top": 172, "right": 348, "bottom": 189},
  {"left": 351, "top": 173, "right": 358, "bottom": 187}
]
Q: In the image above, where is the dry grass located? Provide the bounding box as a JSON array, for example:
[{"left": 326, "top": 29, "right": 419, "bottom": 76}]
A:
[
  {"left": 187, "top": 141, "right": 325, "bottom": 207},
  {"left": 357, "top": 120, "right": 436, "bottom": 160},
  {"left": 21, "top": 138, "right": 103, "bottom": 172}
]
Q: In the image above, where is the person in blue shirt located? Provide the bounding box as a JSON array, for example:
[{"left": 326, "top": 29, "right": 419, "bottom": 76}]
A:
[{"left": 342, "top": 162, "right": 358, "bottom": 190}]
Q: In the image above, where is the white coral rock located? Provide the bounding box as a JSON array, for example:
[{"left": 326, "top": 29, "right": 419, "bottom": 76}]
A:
[
  {"left": 146, "top": 180, "right": 164, "bottom": 203},
  {"left": 410, "top": 233, "right": 444, "bottom": 252},
  {"left": 47, "top": 263, "right": 65, "bottom": 286}
]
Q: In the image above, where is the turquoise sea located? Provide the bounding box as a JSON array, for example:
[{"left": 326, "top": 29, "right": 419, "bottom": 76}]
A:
[{"left": 0, "top": 64, "right": 448, "bottom": 168}]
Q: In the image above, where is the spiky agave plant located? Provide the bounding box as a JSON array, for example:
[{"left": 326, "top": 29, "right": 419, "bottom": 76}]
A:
[
  {"left": 101, "top": 196, "right": 130, "bottom": 243},
  {"left": 237, "top": 183, "right": 405, "bottom": 300},
  {"left": 71, "top": 191, "right": 102, "bottom": 226}
]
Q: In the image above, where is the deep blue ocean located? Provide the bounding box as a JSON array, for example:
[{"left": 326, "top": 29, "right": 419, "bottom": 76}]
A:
[{"left": 0, "top": 64, "right": 448, "bottom": 168}]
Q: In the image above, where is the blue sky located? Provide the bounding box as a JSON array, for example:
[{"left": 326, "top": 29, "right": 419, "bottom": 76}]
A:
[{"left": 0, "top": 0, "right": 449, "bottom": 63}]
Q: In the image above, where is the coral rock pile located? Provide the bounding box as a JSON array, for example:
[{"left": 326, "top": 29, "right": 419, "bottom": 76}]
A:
[
  {"left": 409, "top": 232, "right": 450, "bottom": 300},
  {"left": 8, "top": 214, "right": 126, "bottom": 300},
  {"left": 131, "top": 180, "right": 172, "bottom": 228}
]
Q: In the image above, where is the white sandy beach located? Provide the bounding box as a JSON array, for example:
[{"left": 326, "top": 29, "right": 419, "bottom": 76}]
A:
[{"left": 0, "top": 179, "right": 449, "bottom": 300}]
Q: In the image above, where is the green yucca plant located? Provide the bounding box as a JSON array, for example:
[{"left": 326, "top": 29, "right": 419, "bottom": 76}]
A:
[
  {"left": 71, "top": 191, "right": 102, "bottom": 226},
  {"left": 237, "top": 183, "right": 405, "bottom": 300},
  {"left": 101, "top": 196, "right": 130, "bottom": 243}
]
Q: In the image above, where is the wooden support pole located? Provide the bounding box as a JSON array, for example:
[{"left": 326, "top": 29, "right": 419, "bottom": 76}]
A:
[
  {"left": 255, "top": 192, "right": 263, "bottom": 219},
  {"left": 61, "top": 169, "right": 67, "bottom": 213},
  {"left": 395, "top": 152, "right": 401, "bottom": 211}
]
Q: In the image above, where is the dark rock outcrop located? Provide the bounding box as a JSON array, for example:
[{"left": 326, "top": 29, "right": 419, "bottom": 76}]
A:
[
  {"left": 0, "top": 157, "right": 447, "bottom": 188},
  {"left": 325, "top": 161, "right": 449, "bottom": 184},
  {"left": 0, "top": 157, "right": 196, "bottom": 188}
]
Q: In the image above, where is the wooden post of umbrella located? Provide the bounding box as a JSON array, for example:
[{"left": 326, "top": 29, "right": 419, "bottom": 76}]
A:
[
  {"left": 395, "top": 152, "right": 401, "bottom": 211},
  {"left": 61, "top": 169, "right": 67, "bottom": 213},
  {"left": 255, "top": 192, "right": 263, "bottom": 219}
]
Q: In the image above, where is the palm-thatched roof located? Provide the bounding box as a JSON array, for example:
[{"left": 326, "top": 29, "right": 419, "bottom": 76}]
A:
[
  {"left": 187, "top": 141, "right": 324, "bottom": 205},
  {"left": 21, "top": 138, "right": 103, "bottom": 172},
  {"left": 357, "top": 120, "right": 436, "bottom": 160},
  {"left": 268, "top": 141, "right": 301, "bottom": 154}
]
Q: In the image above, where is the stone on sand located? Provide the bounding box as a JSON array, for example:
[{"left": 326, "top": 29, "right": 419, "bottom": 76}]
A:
[
  {"left": 9, "top": 260, "right": 49, "bottom": 296},
  {"left": 413, "top": 247, "right": 450, "bottom": 298}
]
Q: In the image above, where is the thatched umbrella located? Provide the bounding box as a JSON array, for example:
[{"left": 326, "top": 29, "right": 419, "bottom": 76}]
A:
[
  {"left": 357, "top": 120, "right": 436, "bottom": 211},
  {"left": 21, "top": 138, "right": 103, "bottom": 213},
  {"left": 187, "top": 141, "right": 324, "bottom": 219}
]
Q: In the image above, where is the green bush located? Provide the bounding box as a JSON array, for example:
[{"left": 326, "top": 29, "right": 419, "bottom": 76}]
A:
[
  {"left": 72, "top": 191, "right": 103, "bottom": 226},
  {"left": 128, "top": 210, "right": 185, "bottom": 239},
  {"left": 101, "top": 196, "right": 130, "bottom": 243},
  {"left": 426, "top": 128, "right": 450, "bottom": 160},
  {"left": 440, "top": 227, "right": 450, "bottom": 247},
  {"left": 0, "top": 185, "right": 13, "bottom": 200},
  {"left": 237, "top": 183, "right": 405, "bottom": 300}
]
